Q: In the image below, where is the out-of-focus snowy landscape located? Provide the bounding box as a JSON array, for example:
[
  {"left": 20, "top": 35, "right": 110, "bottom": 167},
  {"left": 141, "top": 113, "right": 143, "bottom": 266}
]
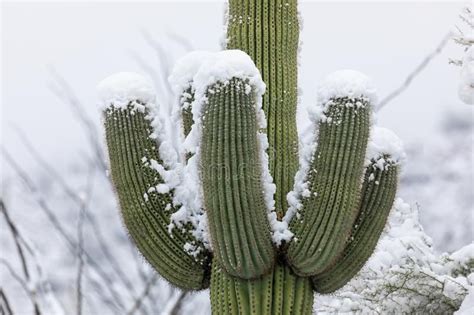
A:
[{"left": 1, "top": 1, "right": 473, "bottom": 314}]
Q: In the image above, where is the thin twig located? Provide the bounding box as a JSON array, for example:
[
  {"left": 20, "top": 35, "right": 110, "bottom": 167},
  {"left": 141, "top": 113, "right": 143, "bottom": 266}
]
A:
[
  {"left": 0, "top": 201, "right": 41, "bottom": 315},
  {"left": 0, "top": 200, "right": 30, "bottom": 279},
  {"left": 167, "top": 291, "right": 188, "bottom": 315},
  {"left": 11, "top": 126, "right": 138, "bottom": 293},
  {"left": 126, "top": 274, "right": 159, "bottom": 315},
  {"left": 76, "top": 165, "right": 94, "bottom": 315},
  {"left": 0, "top": 259, "right": 41, "bottom": 315},
  {"left": 378, "top": 33, "right": 452, "bottom": 110},
  {"left": 0, "top": 288, "right": 14, "bottom": 315},
  {"left": 47, "top": 68, "right": 107, "bottom": 171},
  {"left": 1, "top": 148, "right": 126, "bottom": 312}
]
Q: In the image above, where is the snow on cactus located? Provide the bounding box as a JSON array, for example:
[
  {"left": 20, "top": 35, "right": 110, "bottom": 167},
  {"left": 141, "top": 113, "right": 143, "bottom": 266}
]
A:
[{"left": 97, "top": 0, "right": 472, "bottom": 314}]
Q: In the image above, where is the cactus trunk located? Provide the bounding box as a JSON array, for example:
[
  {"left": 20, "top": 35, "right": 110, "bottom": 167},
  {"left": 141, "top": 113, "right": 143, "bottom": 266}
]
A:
[
  {"left": 211, "top": 263, "right": 313, "bottom": 315},
  {"left": 208, "top": 0, "right": 312, "bottom": 313}
]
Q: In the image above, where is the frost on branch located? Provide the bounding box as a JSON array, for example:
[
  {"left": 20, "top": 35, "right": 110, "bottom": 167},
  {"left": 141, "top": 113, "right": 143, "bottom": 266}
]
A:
[
  {"left": 451, "top": 6, "right": 473, "bottom": 105},
  {"left": 458, "top": 47, "right": 474, "bottom": 105}
]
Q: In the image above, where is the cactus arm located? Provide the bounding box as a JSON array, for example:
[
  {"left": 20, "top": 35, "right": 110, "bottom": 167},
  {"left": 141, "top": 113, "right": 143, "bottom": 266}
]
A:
[
  {"left": 101, "top": 74, "right": 209, "bottom": 290},
  {"left": 227, "top": 0, "right": 300, "bottom": 218},
  {"left": 210, "top": 262, "right": 313, "bottom": 315},
  {"left": 200, "top": 77, "right": 275, "bottom": 279},
  {"left": 312, "top": 157, "right": 399, "bottom": 293},
  {"left": 287, "top": 95, "right": 371, "bottom": 276}
]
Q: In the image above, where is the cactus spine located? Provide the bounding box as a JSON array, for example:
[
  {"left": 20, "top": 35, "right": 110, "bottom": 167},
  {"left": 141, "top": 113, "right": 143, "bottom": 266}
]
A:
[{"left": 101, "top": 0, "right": 402, "bottom": 313}]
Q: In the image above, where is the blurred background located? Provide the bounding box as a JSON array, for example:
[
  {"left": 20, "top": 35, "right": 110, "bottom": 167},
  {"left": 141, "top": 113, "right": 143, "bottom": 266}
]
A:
[{"left": 1, "top": 0, "right": 472, "bottom": 314}]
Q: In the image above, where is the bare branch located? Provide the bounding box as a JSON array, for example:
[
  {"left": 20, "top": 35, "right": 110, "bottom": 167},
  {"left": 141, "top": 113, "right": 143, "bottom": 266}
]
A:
[
  {"left": 0, "top": 259, "right": 41, "bottom": 315},
  {"left": 76, "top": 165, "right": 94, "bottom": 315},
  {"left": 167, "top": 291, "right": 188, "bottom": 315},
  {"left": 0, "top": 200, "right": 30, "bottom": 280},
  {"left": 1, "top": 147, "right": 126, "bottom": 312},
  {"left": 126, "top": 274, "right": 159, "bottom": 315},
  {"left": 166, "top": 31, "right": 194, "bottom": 52},
  {"left": 10, "top": 127, "right": 139, "bottom": 294},
  {"left": 47, "top": 68, "right": 107, "bottom": 171},
  {"left": 0, "top": 288, "right": 14, "bottom": 315},
  {"left": 378, "top": 33, "right": 452, "bottom": 110}
]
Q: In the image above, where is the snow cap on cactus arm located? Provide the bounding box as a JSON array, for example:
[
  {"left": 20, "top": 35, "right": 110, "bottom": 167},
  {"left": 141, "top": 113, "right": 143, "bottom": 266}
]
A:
[
  {"left": 316, "top": 69, "right": 377, "bottom": 108},
  {"left": 168, "top": 51, "right": 215, "bottom": 95},
  {"left": 192, "top": 49, "right": 266, "bottom": 111},
  {"left": 366, "top": 126, "right": 406, "bottom": 169},
  {"left": 97, "top": 72, "right": 155, "bottom": 109}
]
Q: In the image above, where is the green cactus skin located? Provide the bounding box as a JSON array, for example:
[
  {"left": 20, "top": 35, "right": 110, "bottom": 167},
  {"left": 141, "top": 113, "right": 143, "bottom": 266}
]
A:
[
  {"left": 286, "top": 98, "right": 371, "bottom": 276},
  {"left": 200, "top": 78, "right": 275, "bottom": 279},
  {"left": 227, "top": 0, "right": 300, "bottom": 219},
  {"left": 210, "top": 261, "right": 313, "bottom": 315},
  {"left": 104, "top": 103, "right": 210, "bottom": 290},
  {"left": 312, "top": 159, "right": 399, "bottom": 293}
]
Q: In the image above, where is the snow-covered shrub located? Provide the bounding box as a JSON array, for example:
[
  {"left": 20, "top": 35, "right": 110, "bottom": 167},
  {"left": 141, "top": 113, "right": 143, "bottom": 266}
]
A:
[{"left": 316, "top": 198, "right": 473, "bottom": 314}]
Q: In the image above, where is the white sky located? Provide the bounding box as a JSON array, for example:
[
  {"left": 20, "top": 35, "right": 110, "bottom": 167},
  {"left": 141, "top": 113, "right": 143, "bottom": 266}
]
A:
[{"left": 1, "top": 0, "right": 472, "bottom": 178}]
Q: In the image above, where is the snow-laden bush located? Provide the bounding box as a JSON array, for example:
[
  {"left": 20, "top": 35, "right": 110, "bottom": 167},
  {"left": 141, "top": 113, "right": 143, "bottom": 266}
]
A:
[{"left": 316, "top": 198, "right": 473, "bottom": 314}]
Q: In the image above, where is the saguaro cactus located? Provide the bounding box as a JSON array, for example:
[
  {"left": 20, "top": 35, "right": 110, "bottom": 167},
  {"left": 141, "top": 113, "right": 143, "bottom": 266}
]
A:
[{"left": 100, "top": 0, "right": 405, "bottom": 313}]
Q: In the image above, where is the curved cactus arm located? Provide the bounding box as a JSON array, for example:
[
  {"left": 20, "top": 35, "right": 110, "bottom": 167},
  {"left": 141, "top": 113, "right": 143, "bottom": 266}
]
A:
[
  {"left": 210, "top": 261, "right": 313, "bottom": 315},
  {"left": 286, "top": 71, "right": 375, "bottom": 276},
  {"left": 194, "top": 51, "right": 276, "bottom": 279},
  {"left": 100, "top": 73, "right": 210, "bottom": 290},
  {"left": 312, "top": 151, "right": 400, "bottom": 293}
]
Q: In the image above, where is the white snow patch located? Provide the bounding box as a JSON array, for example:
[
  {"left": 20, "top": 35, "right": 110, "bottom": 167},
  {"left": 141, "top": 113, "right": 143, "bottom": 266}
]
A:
[
  {"left": 316, "top": 198, "right": 472, "bottom": 313},
  {"left": 168, "top": 51, "right": 215, "bottom": 95},
  {"left": 366, "top": 126, "right": 406, "bottom": 168},
  {"left": 456, "top": 286, "right": 474, "bottom": 315},
  {"left": 317, "top": 70, "right": 377, "bottom": 107},
  {"left": 97, "top": 72, "right": 155, "bottom": 109}
]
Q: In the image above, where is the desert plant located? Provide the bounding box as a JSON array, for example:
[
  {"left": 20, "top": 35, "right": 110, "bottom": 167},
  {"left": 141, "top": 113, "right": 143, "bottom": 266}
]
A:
[{"left": 99, "top": 0, "right": 404, "bottom": 313}]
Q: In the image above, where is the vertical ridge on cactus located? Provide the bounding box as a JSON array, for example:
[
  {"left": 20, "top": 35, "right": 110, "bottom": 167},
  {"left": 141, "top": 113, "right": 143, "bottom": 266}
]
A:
[
  {"left": 100, "top": 0, "right": 405, "bottom": 313},
  {"left": 210, "top": 262, "right": 313, "bottom": 315}
]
